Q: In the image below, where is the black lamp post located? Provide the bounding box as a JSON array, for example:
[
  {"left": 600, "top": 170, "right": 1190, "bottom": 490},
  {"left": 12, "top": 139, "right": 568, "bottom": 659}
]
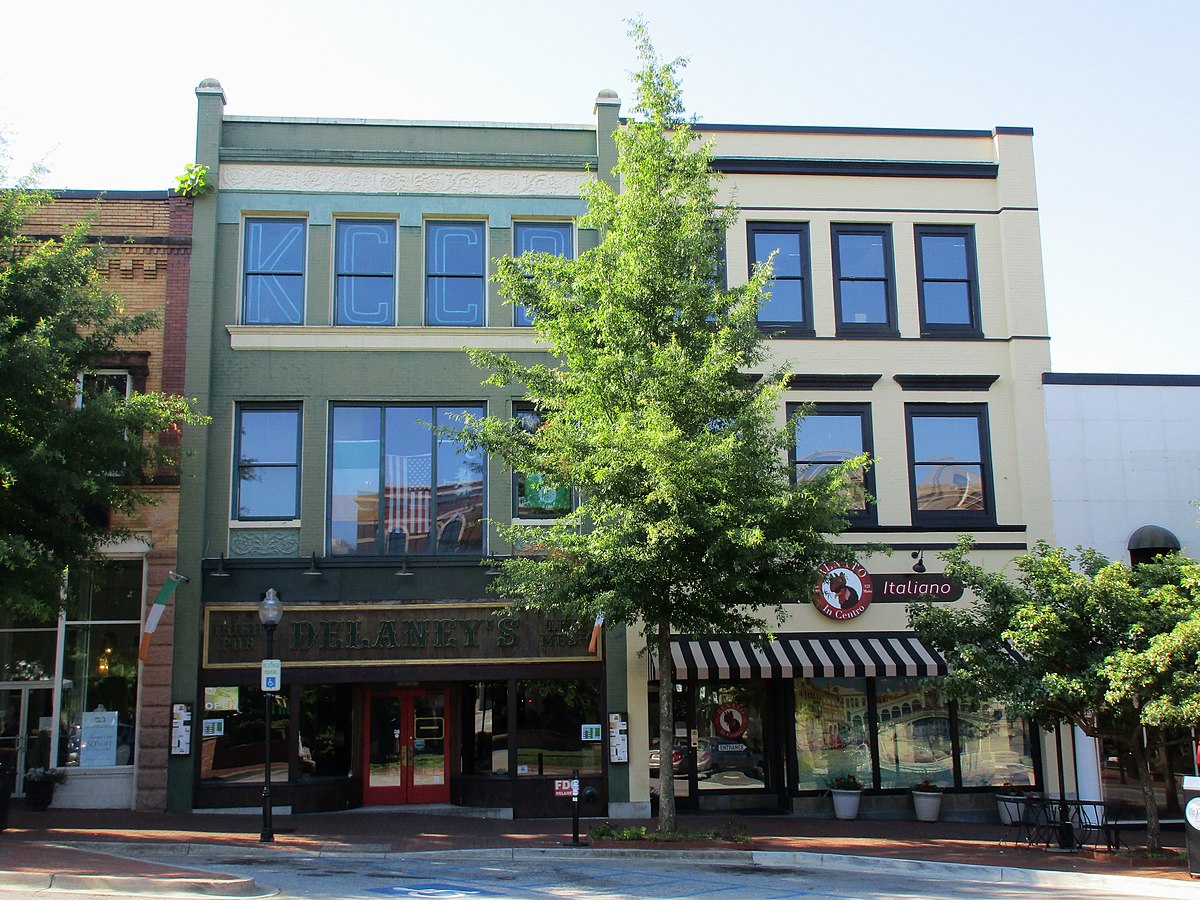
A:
[{"left": 258, "top": 588, "right": 283, "bottom": 843}]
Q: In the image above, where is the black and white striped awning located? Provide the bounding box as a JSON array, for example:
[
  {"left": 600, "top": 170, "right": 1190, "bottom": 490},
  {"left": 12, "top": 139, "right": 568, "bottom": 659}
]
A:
[{"left": 651, "top": 633, "right": 948, "bottom": 681}]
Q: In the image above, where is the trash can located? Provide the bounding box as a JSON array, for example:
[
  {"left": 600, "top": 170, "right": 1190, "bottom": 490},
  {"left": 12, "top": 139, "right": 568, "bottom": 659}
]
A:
[{"left": 1183, "top": 775, "right": 1200, "bottom": 878}]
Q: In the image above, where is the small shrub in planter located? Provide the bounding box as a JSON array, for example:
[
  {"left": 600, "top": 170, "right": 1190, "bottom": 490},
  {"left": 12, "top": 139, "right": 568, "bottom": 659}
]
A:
[
  {"left": 911, "top": 780, "right": 944, "bottom": 822},
  {"left": 829, "top": 773, "right": 864, "bottom": 820}
]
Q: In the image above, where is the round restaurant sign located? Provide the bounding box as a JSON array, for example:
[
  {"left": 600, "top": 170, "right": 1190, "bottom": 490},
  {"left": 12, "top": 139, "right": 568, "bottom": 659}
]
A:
[
  {"left": 712, "top": 701, "right": 749, "bottom": 739},
  {"left": 812, "top": 561, "right": 874, "bottom": 621}
]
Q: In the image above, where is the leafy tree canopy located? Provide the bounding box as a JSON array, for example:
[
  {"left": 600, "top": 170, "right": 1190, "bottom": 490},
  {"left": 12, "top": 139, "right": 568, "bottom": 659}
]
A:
[
  {"left": 1, "top": 171, "right": 204, "bottom": 618},
  {"left": 909, "top": 537, "right": 1200, "bottom": 850},
  {"left": 457, "top": 22, "right": 860, "bottom": 831}
]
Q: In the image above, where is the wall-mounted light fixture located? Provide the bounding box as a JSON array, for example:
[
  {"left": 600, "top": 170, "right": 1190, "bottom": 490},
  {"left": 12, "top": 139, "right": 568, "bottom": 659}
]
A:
[
  {"left": 303, "top": 552, "right": 322, "bottom": 577},
  {"left": 911, "top": 550, "right": 926, "bottom": 573},
  {"left": 209, "top": 553, "right": 231, "bottom": 577}
]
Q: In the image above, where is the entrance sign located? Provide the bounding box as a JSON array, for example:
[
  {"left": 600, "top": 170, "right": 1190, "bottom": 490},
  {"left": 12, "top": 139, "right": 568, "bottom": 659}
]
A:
[{"left": 813, "top": 562, "right": 874, "bottom": 621}]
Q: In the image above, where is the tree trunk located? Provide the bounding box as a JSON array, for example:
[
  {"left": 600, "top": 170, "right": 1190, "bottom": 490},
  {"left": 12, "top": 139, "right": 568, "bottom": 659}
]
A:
[
  {"left": 1131, "top": 729, "right": 1162, "bottom": 853},
  {"left": 656, "top": 621, "right": 676, "bottom": 835}
]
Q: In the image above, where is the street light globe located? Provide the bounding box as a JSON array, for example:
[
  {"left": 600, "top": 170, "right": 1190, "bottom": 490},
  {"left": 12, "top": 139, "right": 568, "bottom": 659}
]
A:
[{"left": 259, "top": 588, "right": 284, "bottom": 627}]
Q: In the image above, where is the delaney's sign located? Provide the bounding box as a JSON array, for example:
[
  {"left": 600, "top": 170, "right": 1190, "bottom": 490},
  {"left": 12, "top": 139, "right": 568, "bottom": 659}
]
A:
[{"left": 203, "top": 602, "right": 597, "bottom": 669}]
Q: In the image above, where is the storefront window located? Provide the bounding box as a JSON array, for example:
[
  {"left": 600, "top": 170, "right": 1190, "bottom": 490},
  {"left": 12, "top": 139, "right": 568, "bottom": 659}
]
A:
[
  {"left": 876, "top": 677, "right": 953, "bottom": 789},
  {"left": 515, "top": 679, "right": 601, "bottom": 776},
  {"left": 59, "top": 561, "right": 142, "bottom": 768},
  {"left": 696, "top": 683, "right": 769, "bottom": 790},
  {"left": 200, "top": 685, "right": 287, "bottom": 783},
  {"left": 298, "top": 685, "right": 353, "bottom": 779},
  {"left": 957, "top": 701, "right": 1035, "bottom": 788},
  {"left": 793, "top": 678, "right": 869, "bottom": 790},
  {"left": 470, "top": 681, "right": 509, "bottom": 776}
]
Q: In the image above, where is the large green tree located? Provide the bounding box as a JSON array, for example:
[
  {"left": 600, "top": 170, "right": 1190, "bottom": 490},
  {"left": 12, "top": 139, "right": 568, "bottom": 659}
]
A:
[
  {"left": 460, "top": 25, "right": 857, "bottom": 833},
  {"left": 909, "top": 538, "right": 1200, "bottom": 851},
  {"left": 1, "top": 175, "right": 203, "bottom": 618}
]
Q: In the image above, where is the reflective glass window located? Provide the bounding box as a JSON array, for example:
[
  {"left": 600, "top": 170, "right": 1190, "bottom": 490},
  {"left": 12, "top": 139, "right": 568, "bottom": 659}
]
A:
[
  {"left": 906, "top": 405, "right": 993, "bottom": 523},
  {"left": 243, "top": 218, "right": 306, "bottom": 324},
  {"left": 832, "top": 225, "right": 896, "bottom": 333},
  {"left": 748, "top": 223, "right": 811, "bottom": 331},
  {"left": 916, "top": 226, "right": 980, "bottom": 334},
  {"left": 792, "top": 404, "right": 873, "bottom": 522},
  {"left": 513, "top": 222, "right": 573, "bottom": 326},
  {"left": 330, "top": 405, "right": 485, "bottom": 555},
  {"left": 426, "top": 222, "right": 485, "bottom": 326},
  {"left": 235, "top": 406, "right": 301, "bottom": 521},
  {"left": 793, "top": 678, "right": 870, "bottom": 791},
  {"left": 875, "top": 677, "right": 954, "bottom": 789},
  {"left": 336, "top": 220, "right": 396, "bottom": 326},
  {"left": 515, "top": 679, "right": 601, "bottom": 776}
]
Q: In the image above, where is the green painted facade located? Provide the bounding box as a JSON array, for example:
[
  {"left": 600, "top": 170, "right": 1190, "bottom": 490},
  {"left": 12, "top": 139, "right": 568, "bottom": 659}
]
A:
[{"left": 172, "top": 81, "right": 628, "bottom": 814}]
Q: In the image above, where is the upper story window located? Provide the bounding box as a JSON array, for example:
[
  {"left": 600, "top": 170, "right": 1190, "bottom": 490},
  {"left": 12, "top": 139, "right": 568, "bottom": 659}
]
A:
[
  {"left": 243, "top": 218, "right": 306, "bottom": 325},
  {"left": 234, "top": 405, "right": 301, "bottom": 521},
  {"left": 76, "top": 370, "right": 130, "bottom": 408},
  {"left": 329, "top": 404, "right": 485, "bottom": 556},
  {"left": 905, "top": 403, "right": 995, "bottom": 527},
  {"left": 831, "top": 224, "right": 897, "bottom": 337},
  {"left": 513, "top": 405, "right": 573, "bottom": 518},
  {"left": 791, "top": 403, "right": 875, "bottom": 525},
  {"left": 915, "top": 225, "right": 981, "bottom": 337},
  {"left": 426, "top": 222, "right": 486, "bottom": 327},
  {"left": 512, "top": 222, "right": 574, "bottom": 327},
  {"left": 336, "top": 220, "right": 396, "bottom": 326},
  {"left": 749, "top": 222, "right": 812, "bottom": 336}
]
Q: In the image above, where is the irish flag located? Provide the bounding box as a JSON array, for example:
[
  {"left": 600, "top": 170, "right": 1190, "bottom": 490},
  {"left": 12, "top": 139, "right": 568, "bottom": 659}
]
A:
[{"left": 138, "top": 573, "right": 187, "bottom": 663}]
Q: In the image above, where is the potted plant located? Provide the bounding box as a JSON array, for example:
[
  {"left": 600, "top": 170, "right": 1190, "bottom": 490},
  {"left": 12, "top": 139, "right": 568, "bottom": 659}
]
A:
[
  {"left": 23, "top": 768, "right": 66, "bottom": 811},
  {"left": 911, "top": 779, "right": 944, "bottom": 822},
  {"left": 829, "top": 773, "right": 864, "bottom": 820}
]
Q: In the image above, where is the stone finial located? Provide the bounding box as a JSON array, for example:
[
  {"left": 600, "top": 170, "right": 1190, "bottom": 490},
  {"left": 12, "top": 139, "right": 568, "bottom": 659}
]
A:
[{"left": 196, "top": 78, "right": 226, "bottom": 103}]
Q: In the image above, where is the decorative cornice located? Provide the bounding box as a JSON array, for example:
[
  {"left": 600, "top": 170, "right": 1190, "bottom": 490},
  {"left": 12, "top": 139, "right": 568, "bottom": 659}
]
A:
[
  {"left": 1042, "top": 372, "right": 1200, "bottom": 387},
  {"left": 787, "top": 374, "right": 882, "bottom": 391},
  {"left": 219, "top": 164, "right": 593, "bottom": 197},
  {"left": 712, "top": 158, "right": 999, "bottom": 179},
  {"left": 894, "top": 374, "right": 999, "bottom": 391},
  {"left": 220, "top": 147, "right": 596, "bottom": 171}
]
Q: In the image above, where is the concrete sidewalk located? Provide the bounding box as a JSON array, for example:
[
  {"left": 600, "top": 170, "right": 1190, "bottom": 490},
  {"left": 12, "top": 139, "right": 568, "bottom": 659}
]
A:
[{"left": 0, "top": 803, "right": 1192, "bottom": 898}]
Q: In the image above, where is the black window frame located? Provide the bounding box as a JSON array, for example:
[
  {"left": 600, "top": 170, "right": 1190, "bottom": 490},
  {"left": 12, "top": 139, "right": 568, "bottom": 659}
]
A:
[
  {"left": 326, "top": 402, "right": 487, "bottom": 556},
  {"left": 904, "top": 403, "right": 995, "bottom": 528},
  {"left": 241, "top": 216, "right": 307, "bottom": 326},
  {"left": 511, "top": 403, "right": 574, "bottom": 519},
  {"left": 748, "top": 221, "right": 814, "bottom": 338},
  {"left": 831, "top": 223, "right": 899, "bottom": 338},
  {"left": 914, "top": 224, "right": 982, "bottom": 338},
  {"left": 789, "top": 402, "right": 876, "bottom": 527},
  {"left": 233, "top": 403, "right": 302, "bottom": 522}
]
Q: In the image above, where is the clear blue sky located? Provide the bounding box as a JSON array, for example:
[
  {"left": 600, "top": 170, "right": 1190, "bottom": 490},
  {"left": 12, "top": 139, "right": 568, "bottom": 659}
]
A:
[{"left": 3, "top": 1, "right": 1196, "bottom": 374}]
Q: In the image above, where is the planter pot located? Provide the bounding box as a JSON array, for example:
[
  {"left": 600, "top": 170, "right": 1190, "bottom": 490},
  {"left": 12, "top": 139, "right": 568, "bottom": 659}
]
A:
[
  {"left": 24, "top": 780, "right": 54, "bottom": 811},
  {"left": 996, "top": 795, "right": 1023, "bottom": 825},
  {"left": 912, "top": 790, "right": 942, "bottom": 822},
  {"left": 831, "top": 789, "right": 862, "bottom": 820}
]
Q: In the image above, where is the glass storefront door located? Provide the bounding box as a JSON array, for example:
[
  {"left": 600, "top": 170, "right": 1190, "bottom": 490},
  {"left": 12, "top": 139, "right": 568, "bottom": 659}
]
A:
[
  {"left": 364, "top": 688, "right": 449, "bottom": 804},
  {"left": 0, "top": 685, "right": 54, "bottom": 795}
]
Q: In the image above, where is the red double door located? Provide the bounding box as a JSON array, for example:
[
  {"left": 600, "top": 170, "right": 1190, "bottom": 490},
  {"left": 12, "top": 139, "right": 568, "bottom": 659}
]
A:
[{"left": 363, "top": 688, "right": 450, "bottom": 804}]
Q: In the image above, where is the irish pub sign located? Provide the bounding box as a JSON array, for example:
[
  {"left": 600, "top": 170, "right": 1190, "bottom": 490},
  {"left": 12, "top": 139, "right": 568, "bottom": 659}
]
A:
[{"left": 203, "top": 602, "right": 598, "bottom": 669}]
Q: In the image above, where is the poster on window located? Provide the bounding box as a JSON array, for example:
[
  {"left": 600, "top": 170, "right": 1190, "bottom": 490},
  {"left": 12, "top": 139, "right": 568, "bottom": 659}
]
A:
[{"left": 80, "top": 710, "right": 119, "bottom": 767}]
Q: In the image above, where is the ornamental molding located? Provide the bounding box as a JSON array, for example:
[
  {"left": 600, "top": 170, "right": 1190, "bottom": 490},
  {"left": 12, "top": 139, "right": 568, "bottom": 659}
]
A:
[
  {"left": 220, "top": 164, "right": 592, "bottom": 197},
  {"left": 229, "top": 529, "right": 301, "bottom": 558}
]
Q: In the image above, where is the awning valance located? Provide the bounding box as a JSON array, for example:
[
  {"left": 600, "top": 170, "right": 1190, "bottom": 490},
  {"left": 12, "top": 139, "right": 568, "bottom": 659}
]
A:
[{"left": 652, "top": 633, "right": 948, "bottom": 681}]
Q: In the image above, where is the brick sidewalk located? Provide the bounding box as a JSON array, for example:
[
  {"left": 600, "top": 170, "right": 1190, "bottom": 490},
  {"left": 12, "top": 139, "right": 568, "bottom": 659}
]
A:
[{"left": 0, "top": 804, "right": 1191, "bottom": 891}]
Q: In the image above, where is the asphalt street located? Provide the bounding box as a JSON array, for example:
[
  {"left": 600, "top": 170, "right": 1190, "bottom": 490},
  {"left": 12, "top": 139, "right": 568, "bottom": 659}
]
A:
[{"left": 0, "top": 848, "right": 1170, "bottom": 900}]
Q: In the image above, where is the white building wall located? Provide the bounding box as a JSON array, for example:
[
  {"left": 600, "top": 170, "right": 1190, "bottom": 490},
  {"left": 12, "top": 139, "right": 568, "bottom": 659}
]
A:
[{"left": 1045, "top": 378, "right": 1200, "bottom": 561}]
